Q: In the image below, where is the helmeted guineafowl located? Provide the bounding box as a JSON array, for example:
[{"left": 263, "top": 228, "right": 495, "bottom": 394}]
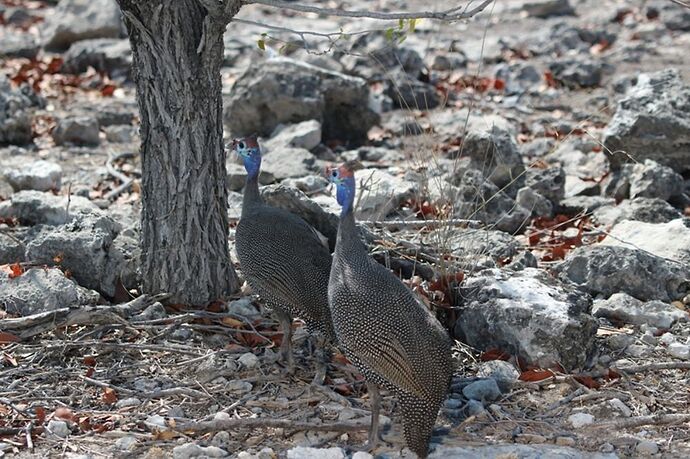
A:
[
  {"left": 327, "top": 161, "right": 453, "bottom": 458},
  {"left": 232, "top": 136, "right": 336, "bottom": 384}
]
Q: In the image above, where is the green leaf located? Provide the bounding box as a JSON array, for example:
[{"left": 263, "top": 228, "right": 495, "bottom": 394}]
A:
[
  {"left": 257, "top": 39, "right": 265, "bottom": 51},
  {"left": 261, "top": 32, "right": 268, "bottom": 37},
  {"left": 398, "top": 18, "right": 404, "bottom": 30},
  {"left": 398, "top": 34, "right": 407, "bottom": 44},
  {"left": 409, "top": 18, "right": 417, "bottom": 33},
  {"left": 385, "top": 28, "right": 394, "bottom": 41}
]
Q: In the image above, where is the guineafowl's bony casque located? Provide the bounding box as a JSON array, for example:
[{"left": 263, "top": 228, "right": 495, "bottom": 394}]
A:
[
  {"left": 232, "top": 136, "right": 336, "bottom": 384},
  {"left": 327, "top": 161, "right": 452, "bottom": 458}
]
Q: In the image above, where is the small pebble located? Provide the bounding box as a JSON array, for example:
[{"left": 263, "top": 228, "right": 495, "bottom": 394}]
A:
[
  {"left": 114, "top": 436, "right": 137, "bottom": 451},
  {"left": 47, "top": 419, "right": 70, "bottom": 438},
  {"left": 625, "top": 344, "right": 651, "bottom": 357},
  {"left": 239, "top": 352, "right": 260, "bottom": 369},
  {"left": 337, "top": 407, "right": 357, "bottom": 421},
  {"left": 211, "top": 431, "right": 230, "bottom": 447},
  {"left": 636, "top": 439, "right": 659, "bottom": 455},
  {"left": 258, "top": 447, "right": 276, "bottom": 459},
  {"left": 608, "top": 398, "right": 632, "bottom": 417},
  {"left": 600, "top": 443, "right": 615, "bottom": 453},
  {"left": 640, "top": 331, "right": 657, "bottom": 346},
  {"left": 352, "top": 452, "right": 375, "bottom": 459},
  {"left": 168, "top": 406, "right": 185, "bottom": 418},
  {"left": 476, "top": 360, "right": 520, "bottom": 393},
  {"left": 214, "top": 412, "right": 231, "bottom": 421},
  {"left": 556, "top": 436, "right": 576, "bottom": 447},
  {"left": 173, "top": 443, "right": 227, "bottom": 459},
  {"left": 659, "top": 332, "right": 676, "bottom": 346},
  {"left": 667, "top": 342, "right": 690, "bottom": 360},
  {"left": 568, "top": 412, "right": 595, "bottom": 428},
  {"left": 462, "top": 378, "right": 502, "bottom": 402},
  {"left": 515, "top": 434, "right": 546, "bottom": 444},
  {"left": 227, "top": 380, "right": 253, "bottom": 393},
  {"left": 466, "top": 399, "right": 485, "bottom": 416},
  {"left": 115, "top": 397, "right": 141, "bottom": 409},
  {"left": 286, "top": 446, "right": 346, "bottom": 459},
  {"left": 246, "top": 435, "right": 263, "bottom": 446},
  {"left": 144, "top": 415, "right": 166, "bottom": 430},
  {"left": 444, "top": 398, "right": 463, "bottom": 410}
]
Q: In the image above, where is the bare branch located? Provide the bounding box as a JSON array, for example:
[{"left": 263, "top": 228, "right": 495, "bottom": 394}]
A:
[
  {"left": 177, "top": 417, "right": 369, "bottom": 434},
  {"left": 670, "top": 0, "right": 690, "bottom": 9},
  {"left": 588, "top": 414, "right": 690, "bottom": 430},
  {"left": 243, "top": 0, "right": 494, "bottom": 21}
]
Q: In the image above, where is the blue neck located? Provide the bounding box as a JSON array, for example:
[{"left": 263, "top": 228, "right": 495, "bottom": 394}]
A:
[
  {"left": 336, "top": 177, "right": 355, "bottom": 217},
  {"left": 243, "top": 155, "right": 261, "bottom": 180}
]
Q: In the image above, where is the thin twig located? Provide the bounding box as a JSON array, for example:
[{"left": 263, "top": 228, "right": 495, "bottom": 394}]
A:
[
  {"left": 104, "top": 152, "right": 136, "bottom": 201},
  {"left": 588, "top": 414, "right": 690, "bottom": 430},
  {"left": 359, "top": 218, "right": 481, "bottom": 227},
  {"left": 81, "top": 376, "right": 210, "bottom": 399},
  {"left": 177, "top": 417, "right": 369, "bottom": 434},
  {"left": 614, "top": 362, "right": 690, "bottom": 374},
  {"left": 244, "top": 0, "right": 494, "bottom": 21}
]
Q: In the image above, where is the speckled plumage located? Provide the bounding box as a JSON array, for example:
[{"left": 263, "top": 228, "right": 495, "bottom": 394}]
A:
[
  {"left": 236, "top": 203, "right": 335, "bottom": 340},
  {"left": 328, "top": 164, "right": 452, "bottom": 458},
  {"left": 234, "top": 138, "right": 336, "bottom": 377}
]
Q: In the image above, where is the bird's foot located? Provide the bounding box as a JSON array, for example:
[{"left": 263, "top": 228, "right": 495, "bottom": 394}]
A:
[
  {"left": 311, "top": 364, "right": 327, "bottom": 386},
  {"left": 350, "top": 438, "right": 379, "bottom": 454}
]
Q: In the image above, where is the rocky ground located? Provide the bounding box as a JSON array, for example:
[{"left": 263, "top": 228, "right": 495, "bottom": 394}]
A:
[{"left": 2, "top": 0, "right": 690, "bottom": 458}]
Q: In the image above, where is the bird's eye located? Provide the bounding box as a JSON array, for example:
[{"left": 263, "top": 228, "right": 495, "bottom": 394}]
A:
[
  {"left": 331, "top": 170, "right": 338, "bottom": 177},
  {"left": 238, "top": 141, "right": 246, "bottom": 149}
]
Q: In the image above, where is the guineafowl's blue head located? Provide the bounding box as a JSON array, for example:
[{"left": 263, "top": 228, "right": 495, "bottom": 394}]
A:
[
  {"left": 327, "top": 162, "right": 357, "bottom": 216},
  {"left": 232, "top": 136, "right": 261, "bottom": 179}
]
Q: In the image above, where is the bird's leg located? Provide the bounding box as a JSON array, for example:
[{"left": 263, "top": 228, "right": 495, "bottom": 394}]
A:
[
  {"left": 367, "top": 382, "right": 381, "bottom": 448},
  {"left": 311, "top": 334, "right": 330, "bottom": 386},
  {"left": 351, "top": 382, "right": 381, "bottom": 452},
  {"left": 274, "top": 309, "right": 295, "bottom": 374}
]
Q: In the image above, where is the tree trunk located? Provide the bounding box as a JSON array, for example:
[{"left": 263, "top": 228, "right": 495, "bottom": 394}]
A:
[{"left": 117, "top": 0, "right": 240, "bottom": 305}]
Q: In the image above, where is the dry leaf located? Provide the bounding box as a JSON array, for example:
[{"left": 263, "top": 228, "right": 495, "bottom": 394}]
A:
[
  {"left": 153, "top": 429, "right": 178, "bottom": 440},
  {"left": 518, "top": 369, "right": 555, "bottom": 382},
  {"left": 102, "top": 387, "right": 118, "bottom": 405},
  {"left": 35, "top": 406, "right": 46, "bottom": 424},
  {"left": 480, "top": 348, "right": 511, "bottom": 362},
  {"left": 221, "top": 317, "right": 244, "bottom": 328},
  {"left": 0, "top": 332, "right": 20, "bottom": 344},
  {"left": 573, "top": 375, "right": 601, "bottom": 389},
  {"left": 55, "top": 407, "right": 76, "bottom": 421}
]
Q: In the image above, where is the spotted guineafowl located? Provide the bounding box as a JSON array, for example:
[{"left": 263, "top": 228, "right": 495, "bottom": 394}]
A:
[
  {"left": 327, "top": 161, "right": 453, "bottom": 458},
  {"left": 232, "top": 136, "right": 336, "bottom": 384}
]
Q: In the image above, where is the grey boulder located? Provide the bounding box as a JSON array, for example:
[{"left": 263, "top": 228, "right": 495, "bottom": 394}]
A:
[
  {"left": 0, "top": 267, "right": 99, "bottom": 316},
  {"left": 24, "top": 212, "right": 139, "bottom": 298},
  {"left": 52, "top": 116, "right": 100, "bottom": 146},
  {"left": 592, "top": 293, "right": 687, "bottom": 329},
  {"left": 0, "top": 190, "right": 100, "bottom": 226},
  {"left": 464, "top": 126, "right": 525, "bottom": 196},
  {"left": 555, "top": 245, "right": 689, "bottom": 302},
  {"left": 42, "top": 0, "right": 124, "bottom": 51},
  {"left": 449, "top": 169, "right": 531, "bottom": 234},
  {"left": 62, "top": 38, "right": 131, "bottom": 78},
  {"left": 225, "top": 57, "right": 379, "bottom": 143},
  {"left": 455, "top": 268, "right": 597, "bottom": 371},
  {"left": 5, "top": 160, "right": 62, "bottom": 192},
  {"left": 603, "top": 68, "right": 690, "bottom": 172},
  {"left": 592, "top": 197, "right": 682, "bottom": 226},
  {"left": 0, "top": 76, "right": 39, "bottom": 145},
  {"left": 600, "top": 219, "right": 690, "bottom": 265}
]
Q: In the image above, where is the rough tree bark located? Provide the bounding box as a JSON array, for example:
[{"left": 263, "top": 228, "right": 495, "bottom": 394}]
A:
[{"left": 116, "top": 0, "right": 241, "bottom": 305}]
